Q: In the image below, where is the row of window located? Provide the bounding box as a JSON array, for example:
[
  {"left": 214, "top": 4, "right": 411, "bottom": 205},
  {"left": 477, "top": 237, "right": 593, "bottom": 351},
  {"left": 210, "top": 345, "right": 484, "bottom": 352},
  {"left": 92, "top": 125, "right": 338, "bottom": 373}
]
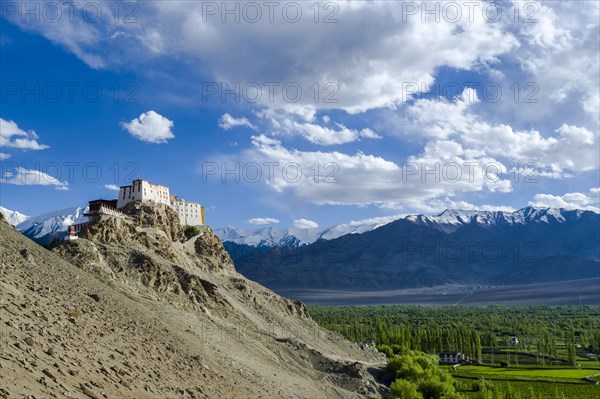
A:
[{"left": 120, "top": 188, "right": 201, "bottom": 211}]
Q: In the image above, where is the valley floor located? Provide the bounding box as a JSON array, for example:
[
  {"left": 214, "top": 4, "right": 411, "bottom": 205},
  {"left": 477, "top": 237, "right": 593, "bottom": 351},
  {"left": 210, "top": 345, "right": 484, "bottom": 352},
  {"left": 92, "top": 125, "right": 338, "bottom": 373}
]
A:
[{"left": 278, "top": 278, "right": 600, "bottom": 306}]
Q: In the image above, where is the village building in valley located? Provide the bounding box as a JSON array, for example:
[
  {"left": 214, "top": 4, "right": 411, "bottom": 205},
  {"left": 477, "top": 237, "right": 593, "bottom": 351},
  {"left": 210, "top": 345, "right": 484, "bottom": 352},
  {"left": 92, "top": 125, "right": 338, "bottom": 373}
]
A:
[
  {"left": 66, "top": 179, "right": 204, "bottom": 240},
  {"left": 438, "top": 351, "right": 467, "bottom": 365}
]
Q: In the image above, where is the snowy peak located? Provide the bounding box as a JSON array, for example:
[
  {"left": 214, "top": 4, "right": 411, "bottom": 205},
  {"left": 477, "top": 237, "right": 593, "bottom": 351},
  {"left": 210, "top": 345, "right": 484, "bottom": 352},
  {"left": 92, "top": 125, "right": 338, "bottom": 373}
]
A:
[
  {"left": 17, "top": 205, "right": 89, "bottom": 239},
  {"left": 408, "top": 209, "right": 505, "bottom": 230},
  {"left": 217, "top": 207, "right": 592, "bottom": 248},
  {"left": 516, "top": 206, "right": 568, "bottom": 223},
  {"left": 215, "top": 218, "right": 400, "bottom": 248},
  {"left": 214, "top": 226, "right": 328, "bottom": 247},
  {"left": 406, "top": 207, "right": 585, "bottom": 232},
  {"left": 0, "top": 206, "right": 29, "bottom": 226}
]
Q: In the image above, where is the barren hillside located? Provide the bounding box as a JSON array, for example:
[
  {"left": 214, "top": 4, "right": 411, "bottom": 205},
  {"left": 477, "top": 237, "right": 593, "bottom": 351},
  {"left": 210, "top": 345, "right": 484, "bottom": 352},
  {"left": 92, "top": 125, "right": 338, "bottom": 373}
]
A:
[{"left": 0, "top": 204, "right": 387, "bottom": 399}]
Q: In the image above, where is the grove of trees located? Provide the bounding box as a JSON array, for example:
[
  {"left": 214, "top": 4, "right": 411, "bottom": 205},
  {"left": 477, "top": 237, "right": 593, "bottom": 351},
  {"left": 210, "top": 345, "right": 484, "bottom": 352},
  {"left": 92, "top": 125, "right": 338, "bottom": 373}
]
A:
[{"left": 310, "top": 305, "right": 600, "bottom": 366}]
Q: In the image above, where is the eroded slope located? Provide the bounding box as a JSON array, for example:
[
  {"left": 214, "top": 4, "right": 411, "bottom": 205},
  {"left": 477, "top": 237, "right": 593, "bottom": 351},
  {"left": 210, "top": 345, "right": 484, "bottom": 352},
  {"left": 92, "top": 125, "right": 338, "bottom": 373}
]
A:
[{"left": 0, "top": 205, "right": 386, "bottom": 399}]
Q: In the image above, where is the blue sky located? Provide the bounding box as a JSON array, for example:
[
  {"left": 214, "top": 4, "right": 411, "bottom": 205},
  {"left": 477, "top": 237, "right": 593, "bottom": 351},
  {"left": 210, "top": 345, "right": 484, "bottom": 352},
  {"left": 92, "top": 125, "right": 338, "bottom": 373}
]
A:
[{"left": 1, "top": 1, "right": 599, "bottom": 228}]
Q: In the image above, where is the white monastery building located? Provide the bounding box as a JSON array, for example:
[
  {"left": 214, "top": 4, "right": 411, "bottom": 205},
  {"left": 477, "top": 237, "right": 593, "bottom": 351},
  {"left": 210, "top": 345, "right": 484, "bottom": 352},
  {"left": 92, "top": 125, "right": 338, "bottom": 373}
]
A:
[
  {"left": 117, "top": 179, "right": 171, "bottom": 208},
  {"left": 117, "top": 179, "right": 204, "bottom": 226},
  {"left": 171, "top": 196, "right": 204, "bottom": 227}
]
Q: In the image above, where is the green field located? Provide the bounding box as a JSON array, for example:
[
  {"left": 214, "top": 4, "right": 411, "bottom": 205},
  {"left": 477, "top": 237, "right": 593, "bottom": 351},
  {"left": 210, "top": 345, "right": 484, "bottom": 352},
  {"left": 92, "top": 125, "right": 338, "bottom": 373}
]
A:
[
  {"left": 450, "top": 365, "right": 599, "bottom": 382},
  {"left": 457, "top": 379, "right": 600, "bottom": 399},
  {"left": 449, "top": 365, "right": 600, "bottom": 398}
]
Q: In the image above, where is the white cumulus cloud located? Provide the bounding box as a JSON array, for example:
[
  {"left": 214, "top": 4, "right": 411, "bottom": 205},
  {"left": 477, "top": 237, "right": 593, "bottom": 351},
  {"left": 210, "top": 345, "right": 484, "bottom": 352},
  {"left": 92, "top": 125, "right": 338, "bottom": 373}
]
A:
[
  {"left": 517, "top": 1, "right": 600, "bottom": 119},
  {"left": 121, "top": 110, "right": 175, "bottom": 144},
  {"left": 401, "top": 89, "right": 599, "bottom": 176},
  {"left": 245, "top": 134, "right": 513, "bottom": 209},
  {"left": 219, "top": 113, "right": 257, "bottom": 131},
  {"left": 288, "top": 122, "right": 381, "bottom": 146},
  {"left": 0, "top": 118, "right": 49, "bottom": 150},
  {"left": 5, "top": 2, "right": 518, "bottom": 114},
  {"left": 253, "top": 109, "right": 382, "bottom": 145},
  {"left": 247, "top": 217, "right": 280, "bottom": 225},
  {"left": 529, "top": 188, "right": 600, "bottom": 212},
  {"left": 0, "top": 153, "right": 11, "bottom": 160},
  {"left": 104, "top": 184, "right": 120, "bottom": 191},
  {"left": 1, "top": 167, "right": 68, "bottom": 190},
  {"left": 293, "top": 218, "right": 319, "bottom": 229}
]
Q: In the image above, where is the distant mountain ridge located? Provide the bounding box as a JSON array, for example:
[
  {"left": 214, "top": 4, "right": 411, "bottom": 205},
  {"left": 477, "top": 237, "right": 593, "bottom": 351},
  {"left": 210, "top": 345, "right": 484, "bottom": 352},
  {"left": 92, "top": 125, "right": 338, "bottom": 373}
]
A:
[
  {"left": 227, "top": 207, "right": 600, "bottom": 292},
  {"left": 8, "top": 204, "right": 599, "bottom": 263},
  {"left": 217, "top": 207, "right": 595, "bottom": 249},
  {"left": 405, "top": 207, "right": 587, "bottom": 233},
  {"left": 215, "top": 218, "right": 393, "bottom": 248}
]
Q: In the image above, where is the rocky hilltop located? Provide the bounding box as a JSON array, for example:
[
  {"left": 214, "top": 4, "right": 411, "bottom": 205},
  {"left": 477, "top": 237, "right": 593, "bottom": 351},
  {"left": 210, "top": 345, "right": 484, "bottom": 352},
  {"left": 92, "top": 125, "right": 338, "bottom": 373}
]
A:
[{"left": 0, "top": 205, "right": 387, "bottom": 398}]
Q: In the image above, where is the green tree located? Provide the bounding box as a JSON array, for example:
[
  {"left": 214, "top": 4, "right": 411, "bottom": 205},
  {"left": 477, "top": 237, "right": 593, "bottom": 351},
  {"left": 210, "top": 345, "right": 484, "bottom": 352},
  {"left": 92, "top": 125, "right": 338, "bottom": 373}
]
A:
[
  {"left": 388, "top": 355, "right": 426, "bottom": 382},
  {"left": 474, "top": 332, "right": 482, "bottom": 364},
  {"left": 472, "top": 377, "right": 491, "bottom": 393},
  {"left": 418, "top": 376, "right": 461, "bottom": 399},
  {"left": 377, "top": 344, "right": 393, "bottom": 358},
  {"left": 390, "top": 379, "right": 423, "bottom": 399},
  {"left": 184, "top": 225, "right": 201, "bottom": 239},
  {"left": 565, "top": 327, "right": 577, "bottom": 367}
]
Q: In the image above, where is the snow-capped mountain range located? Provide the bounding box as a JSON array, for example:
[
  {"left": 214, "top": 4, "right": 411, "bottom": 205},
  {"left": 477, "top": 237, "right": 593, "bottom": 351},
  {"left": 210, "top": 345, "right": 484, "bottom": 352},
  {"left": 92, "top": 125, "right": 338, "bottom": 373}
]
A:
[
  {"left": 214, "top": 218, "right": 392, "bottom": 248},
  {"left": 404, "top": 207, "right": 584, "bottom": 234},
  {"left": 215, "top": 207, "right": 593, "bottom": 248},
  {"left": 0, "top": 206, "right": 29, "bottom": 226},
  {"left": 17, "top": 205, "right": 88, "bottom": 237},
  {"left": 230, "top": 207, "right": 599, "bottom": 292},
  {"left": 7, "top": 205, "right": 89, "bottom": 244},
  {"left": 1, "top": 204, "right": 594, "bottom": 248}
]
